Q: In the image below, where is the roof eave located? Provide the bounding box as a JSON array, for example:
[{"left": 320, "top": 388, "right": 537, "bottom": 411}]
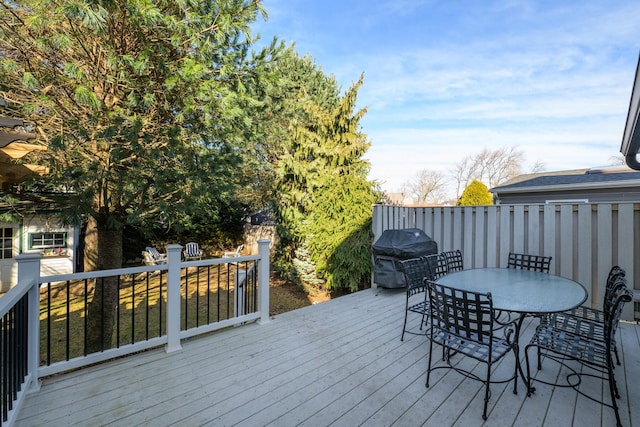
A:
[
  {"left": 491, "top": 179, "right": 640, "bottom": 195},
  {"left": 621, "top": 53, "right": 640, "bottom": 170}
]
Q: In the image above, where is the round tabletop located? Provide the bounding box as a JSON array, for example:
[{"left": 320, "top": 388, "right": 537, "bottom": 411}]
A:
[{"left": 435, "top": 268, "right": 588, "bottom": 314}]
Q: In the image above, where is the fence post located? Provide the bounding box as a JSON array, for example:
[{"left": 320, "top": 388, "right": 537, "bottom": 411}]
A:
[
  {"left": 257, "top": 239, "right": 270, "bottom": 325},
  {"left": 165, "top": 244, "right": 182, "bottom": 353},
  {"left": 16, "top": 253, "right": 42, "bottom": 391}
]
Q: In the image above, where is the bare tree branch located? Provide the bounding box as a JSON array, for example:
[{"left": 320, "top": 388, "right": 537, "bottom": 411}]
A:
[{"left": 404, "top": 169, "right": 449, "bottom": 204}]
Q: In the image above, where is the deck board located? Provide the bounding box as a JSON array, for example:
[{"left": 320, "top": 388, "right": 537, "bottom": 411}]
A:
[{"left": 16, "top": 287, "right": 639, "bottom": 427}]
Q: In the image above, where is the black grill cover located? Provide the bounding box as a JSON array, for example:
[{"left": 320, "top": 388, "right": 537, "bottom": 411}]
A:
[{"left": 372, "top": 228, "right": 438, "bottom": 288}]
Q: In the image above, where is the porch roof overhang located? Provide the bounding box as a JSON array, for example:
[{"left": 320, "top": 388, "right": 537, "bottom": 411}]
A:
[
  {"left": 491, "top": 178, "right": 640, "bottom": 194},
  {"left": 0, "top": 99, "right": 47, "bottom": 189},
  {"left": 621, "top": 53, "right": 640, "bottom": 169}
]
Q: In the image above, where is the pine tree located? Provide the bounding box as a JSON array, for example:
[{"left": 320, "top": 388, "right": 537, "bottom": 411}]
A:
[{"left": 0, "top": 0, "right": 271, "bottom": 350}]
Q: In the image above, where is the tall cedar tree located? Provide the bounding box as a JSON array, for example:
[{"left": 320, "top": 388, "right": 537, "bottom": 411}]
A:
[
  {"left": 259, "top": 50, "right": 378, "bottom": 291},
  {"left": 0, "top": 0, "right": 270, "bottom": 351},
  {"left": 301, "top": 77, "right": 377, "bottom": 291},
  {"left": 247, "top": 47, "right": 341, "bottom": 252}
]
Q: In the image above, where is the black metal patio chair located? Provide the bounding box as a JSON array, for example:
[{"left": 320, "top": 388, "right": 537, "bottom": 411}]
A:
[
  {"left": 441, "top": 249, "right": 463, "bottom": 272},
  {"left": 525, "top": 282, "right": 633, "bottom": 427},
  {"left": 399, "top": 253, "right": 450, "bottom": 341},
  {"left": 540, "top": 266, "right": 626, "bottom": 365},
  {"left": 507, "top": 252, "right": 552, "bottom": 273},
  {"left": 498, "top": 252, "right": 553, "bottom": 324},
  {"left": 425, "top": 281, "right": 517, "bottom": 421},
  {"left": 425, "top": 252, "right": 448, "bottom": 280},
  {"left": 399, "top": 256, "right": 431, "bottom": 341}
]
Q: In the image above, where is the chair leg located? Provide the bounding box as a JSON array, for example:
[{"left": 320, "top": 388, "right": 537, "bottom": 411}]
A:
[
  {"left": 512, "top": 347, "right": 518, "bottom": 395},
  {"left": 401, "top": 307, "right": 409, "bottom": 341},
  {"left": 613, "top": 344, "right": 621, "bottom": 366},
  {"left": 482, "top": 362, "right": 491, "bottom": 420},
  {"left": 426, "top": 339, "right": 435, "bottom": 387},
  {"left": 525, "top": 344, "right": 534, "bottom": 397},
  {"left": 607, "top": 358, "right": 623, "bottom": 427}
]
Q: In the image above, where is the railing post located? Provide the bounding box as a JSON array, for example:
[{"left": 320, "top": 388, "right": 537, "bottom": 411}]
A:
[
  {"left": 16, "top": 253, "right": 42, "bottom": 391},
  {"left": 165, "top": 244, "right": 182, "bottom": 353},
  {"left": 257, "top": 239, "right": 270, "bottom": 325}
]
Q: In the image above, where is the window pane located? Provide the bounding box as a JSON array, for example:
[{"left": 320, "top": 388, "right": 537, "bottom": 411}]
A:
[
  {"left": 30, "top": 232, "right": 67, "bottom": 250},
  {"left": 0, "top": 228, "right": 12, "bottom": 259}
]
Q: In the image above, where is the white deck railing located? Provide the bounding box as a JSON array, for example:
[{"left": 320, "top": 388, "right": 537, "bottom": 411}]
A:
[
  {"left": 372, "top": 203, "right": 639, "bottom": 321},
  {"left": 0, "top": 240, "right": 271, "bottom": 427}
]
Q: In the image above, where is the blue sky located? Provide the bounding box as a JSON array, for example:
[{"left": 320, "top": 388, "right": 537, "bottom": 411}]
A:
[{"left": 251, "top": 0, "right": 640, "bottom": 196}]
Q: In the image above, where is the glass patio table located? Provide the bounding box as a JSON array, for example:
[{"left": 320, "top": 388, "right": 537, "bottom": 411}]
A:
[{"left": 435, "top": 267, "right": 588, "bottom": 391}]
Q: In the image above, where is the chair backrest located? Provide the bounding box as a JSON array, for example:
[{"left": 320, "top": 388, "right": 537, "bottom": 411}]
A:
[
  {"left": 441, "top": 249, "right": 463, "bottom": 272},
  {"left": 399, "top": 257, "right": 430, "bottom": 294},
  {"left": 602, "top": 272, "right": 628, "bottom": 320},
  {"left": 605, "top": 265, "right": 626, "bottom": 292},
  {"left": 141, "top": 251, "right": 157, "bottom": 266},
  {"left": 423, "top": 253, "right": 448, "bottom": 280},
  {"left": 223, "top": 244, "right": 244, "bottom": 258},
  {"left": 184, "top": 242, "right": 201, "bottom": 256},
  {"left": 507, "top": 252, "right": 552, "bottom": 273},
  {"left": 145, "top": 246, "right": 163, "bottom": 260},
  {"left": 427, "top": 280, "right": 494, "bottom": 346},
  {"left": 605, "top": 282, "right": 633, "bottom": 347}
]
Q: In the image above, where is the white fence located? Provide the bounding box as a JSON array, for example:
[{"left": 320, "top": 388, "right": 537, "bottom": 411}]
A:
[{"left": 372, "top": 203, "right": 639, "bottom": 321}]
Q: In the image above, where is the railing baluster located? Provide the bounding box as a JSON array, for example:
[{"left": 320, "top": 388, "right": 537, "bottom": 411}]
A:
[
  {"left": 115, "top": 276, "right": 120, "bottom": 349},
  {"left": 158, "top": 273, "right": 163, "bottom": 337},
  {"left": 195, "top": 266, "right": 200, "bottom": 327},
  {"left": 99, "top": 278, "right": 105, "bottom": 352},
  {"left": 46, "top": 282, "right": 51, "bottom": 365},
  {"left": 217, "top": 264, "right": 221, "bottom": 322},
  {"left": 65, "top": 280, "right": 70, "bottom": 361},
  {"left": 184, "top": 267, "right": 189, "bottom": 330},
  {"left": 9, "top": 309, "right": 15, "bottom": 402},
  {"left": 2, "top": 312, "right": 8, "bottom": 422},
  {"left": 145, "top": 273, "right": 150, "bottom": 341},
  {"left": 206, "top": 265, "right": 211, "bottom": 323},
  {"left": 131, "top": 274, "right": 135, "bottom": 344},
  {"left": 83, "top": 279, "right": 88, "bottom": 356}
]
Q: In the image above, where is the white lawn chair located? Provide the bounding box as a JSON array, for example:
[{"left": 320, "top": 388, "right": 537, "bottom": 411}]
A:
[
  {"left": 183, "top": 242, "right": 203, "bottom": 261},
  {"left": 144, "top": 246, "right": 167, "bottom": 265},
  {"left": 223, "top": 244, "right": 243, "bottom": 258}
]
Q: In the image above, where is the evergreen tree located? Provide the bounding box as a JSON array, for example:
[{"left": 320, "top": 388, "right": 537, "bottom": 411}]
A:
[
  {"left": 0, "top": 0, "right": 271, "bottom": 350},
  {"left": 458, "top": 180, "right": 493, "bottom": 206},
  {"left": 301, "top": 76, "right": 377, "bottom": 291},
  {"left": 246, "top": 47, "right": 379, "bottom": 291}
]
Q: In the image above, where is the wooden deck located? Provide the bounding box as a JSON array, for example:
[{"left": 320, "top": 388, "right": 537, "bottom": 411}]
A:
[{"left": 16, "top": 288, "right": 640, "bottom": 427}]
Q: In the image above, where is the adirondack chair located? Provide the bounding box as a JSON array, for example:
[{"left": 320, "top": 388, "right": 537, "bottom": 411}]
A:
[
  {"left": 223, "top": 244, "right": 244, "bottom": 258},
  {"left": 183, "top": 242, "right": 203, "bottom": 260},
  {"left": 143, "top": 246, "right": 167, "bottom": 265}
]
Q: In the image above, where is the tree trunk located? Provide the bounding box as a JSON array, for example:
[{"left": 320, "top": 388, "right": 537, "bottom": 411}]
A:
[{"left": 85, "top": 215, "right": 123, "bottom": 353}]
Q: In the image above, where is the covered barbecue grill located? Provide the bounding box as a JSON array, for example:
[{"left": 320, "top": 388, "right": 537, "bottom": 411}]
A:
[{"left": 372, "top": 228, "right": 438, "bottom": 288}]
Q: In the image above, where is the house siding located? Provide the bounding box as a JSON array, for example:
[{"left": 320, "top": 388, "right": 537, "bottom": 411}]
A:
[
  {"left": 0, "top": 214, "right": 76, "bottom": 291},
  {"left": 496, "top": 186, "right": 640, "bottom": 204}
]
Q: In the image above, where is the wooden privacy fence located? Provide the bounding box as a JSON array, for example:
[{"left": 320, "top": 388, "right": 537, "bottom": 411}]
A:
[{"left": 372, "top": 203, "right": 639, "bottom": 321}]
